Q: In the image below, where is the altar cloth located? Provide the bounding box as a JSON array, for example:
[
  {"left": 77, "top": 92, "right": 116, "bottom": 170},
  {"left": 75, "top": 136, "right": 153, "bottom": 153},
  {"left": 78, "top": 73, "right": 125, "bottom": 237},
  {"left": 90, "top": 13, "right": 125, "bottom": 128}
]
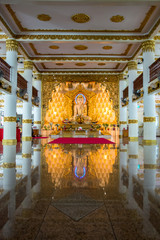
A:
[{"left": 48, "top": 137, "right": 115, "bottom": 145}]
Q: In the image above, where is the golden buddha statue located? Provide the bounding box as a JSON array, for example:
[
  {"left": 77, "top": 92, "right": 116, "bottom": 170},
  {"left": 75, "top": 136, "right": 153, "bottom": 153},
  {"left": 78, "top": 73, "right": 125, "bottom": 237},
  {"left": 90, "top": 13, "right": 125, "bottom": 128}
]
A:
[{"left": 74, "top": 94, "right": 87, "bottom": 118}]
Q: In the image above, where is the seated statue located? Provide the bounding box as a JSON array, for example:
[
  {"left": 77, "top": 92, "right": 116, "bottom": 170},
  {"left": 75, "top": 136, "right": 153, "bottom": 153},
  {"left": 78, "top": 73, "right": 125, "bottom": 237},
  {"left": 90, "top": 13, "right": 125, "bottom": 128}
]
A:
[{"left": 74, "top": 95, "right": 87, "bottom": 118}]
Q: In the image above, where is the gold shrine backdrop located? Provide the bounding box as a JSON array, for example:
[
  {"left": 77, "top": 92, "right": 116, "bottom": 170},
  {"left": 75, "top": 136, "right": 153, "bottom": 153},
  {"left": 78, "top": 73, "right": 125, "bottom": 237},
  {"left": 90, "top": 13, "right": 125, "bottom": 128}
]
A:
[{"left": 42, "top": 75, "right": 119, "bottom": 125}]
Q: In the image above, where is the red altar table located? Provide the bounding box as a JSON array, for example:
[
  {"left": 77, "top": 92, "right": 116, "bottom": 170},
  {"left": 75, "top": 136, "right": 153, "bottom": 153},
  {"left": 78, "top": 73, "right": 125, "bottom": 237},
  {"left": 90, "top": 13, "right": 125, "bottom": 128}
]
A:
[{"left": 0, "top": 128, "right": 21, "bottom": 142}]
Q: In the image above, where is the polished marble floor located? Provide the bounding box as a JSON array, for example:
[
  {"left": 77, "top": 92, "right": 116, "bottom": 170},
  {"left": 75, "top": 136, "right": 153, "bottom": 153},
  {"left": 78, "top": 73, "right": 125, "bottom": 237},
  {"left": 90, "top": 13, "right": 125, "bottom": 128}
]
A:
[{"left": 0, "top": 137, "right": 160, "bottom": 239}]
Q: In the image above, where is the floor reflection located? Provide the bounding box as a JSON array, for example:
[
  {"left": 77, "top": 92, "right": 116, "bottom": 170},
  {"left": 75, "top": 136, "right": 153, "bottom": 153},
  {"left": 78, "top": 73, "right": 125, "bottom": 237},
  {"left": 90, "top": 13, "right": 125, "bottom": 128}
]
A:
[{"left": 0, "top": 140, "right": 160, "bottom": 239}]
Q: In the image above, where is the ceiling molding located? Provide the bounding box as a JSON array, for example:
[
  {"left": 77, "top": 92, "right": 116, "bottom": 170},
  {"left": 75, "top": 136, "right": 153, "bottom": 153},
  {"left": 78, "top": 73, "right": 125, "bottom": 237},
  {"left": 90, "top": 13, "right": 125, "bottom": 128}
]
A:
[{"left": 5, "top": 4, "right": 156, "bottom": 33}]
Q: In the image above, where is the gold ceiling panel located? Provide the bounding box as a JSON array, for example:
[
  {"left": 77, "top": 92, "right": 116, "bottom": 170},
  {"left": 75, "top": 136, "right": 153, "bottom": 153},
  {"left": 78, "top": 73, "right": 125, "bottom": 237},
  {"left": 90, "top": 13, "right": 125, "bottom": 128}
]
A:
[
  {"left": 71, "top": 13, "right": 90, "bottom": 23},
  {"left": 37, "top": 14, "right": 51, "bottom": 21},
  {"left": 110, "top": 15, "right": 124, "bottom": 23},
  {"left": 5, "top": 4, "right": 156, "bottom": 33}
]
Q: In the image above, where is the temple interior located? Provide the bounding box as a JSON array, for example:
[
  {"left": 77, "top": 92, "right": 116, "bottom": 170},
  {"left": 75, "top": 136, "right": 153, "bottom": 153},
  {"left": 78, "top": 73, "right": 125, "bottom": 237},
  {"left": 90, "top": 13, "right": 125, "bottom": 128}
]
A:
[{"left": 0, "top": 0, "right": 160, "bottom": 239}]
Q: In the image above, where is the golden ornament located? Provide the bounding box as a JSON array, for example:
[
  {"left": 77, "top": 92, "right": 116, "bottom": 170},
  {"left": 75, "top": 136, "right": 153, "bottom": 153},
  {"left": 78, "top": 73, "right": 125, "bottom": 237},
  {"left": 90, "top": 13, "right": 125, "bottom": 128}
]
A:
[
  {"left": 103, "top": 46, "right": 112, "bottom": 50},
  {"left": 75, "top": 63, "right": 86, "bottom": 66},
  {"left": 71, "top": 13, "right": 90, "bottom": 23},
  {"left": 74, "top": 45, "right": 88, "bottom": 50},
  {"left": 37, "top": 14, "right": 51, "bottom": 21},
  {"left": 49, "top": 45, "right": 59, "bottom": 50},
  {"left": 110, "top": 15, "right": 124, "bottom": 23}
]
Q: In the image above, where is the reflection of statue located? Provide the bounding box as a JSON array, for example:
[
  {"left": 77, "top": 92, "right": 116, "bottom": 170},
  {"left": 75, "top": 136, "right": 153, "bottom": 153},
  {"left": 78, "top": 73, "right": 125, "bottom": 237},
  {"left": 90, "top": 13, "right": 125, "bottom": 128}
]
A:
[{"left": 74, "top": 94, "right": 87, "bottom": 119}]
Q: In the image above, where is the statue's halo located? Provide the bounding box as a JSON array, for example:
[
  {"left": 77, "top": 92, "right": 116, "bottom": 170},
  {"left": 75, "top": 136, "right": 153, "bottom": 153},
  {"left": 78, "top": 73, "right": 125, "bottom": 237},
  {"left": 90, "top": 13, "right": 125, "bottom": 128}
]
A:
[{"left": 75, "top": 93, "right": 86, "bottom": 104}]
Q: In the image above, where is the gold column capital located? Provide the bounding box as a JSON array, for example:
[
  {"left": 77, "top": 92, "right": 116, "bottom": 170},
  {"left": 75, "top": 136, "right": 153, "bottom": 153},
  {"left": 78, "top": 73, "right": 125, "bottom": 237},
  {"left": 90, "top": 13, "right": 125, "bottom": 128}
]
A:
[
  {"left": 6, "top": 39, "right": 18, "bottom": 52},
  {"left": 127, "top": 61, "right": 137, "bottom": 71},
  {"left": 142, "top": 40, "right": 155, "bottom": 53},
  {"left": 24, "top": 61, "right": 33, "bottom": 70}
]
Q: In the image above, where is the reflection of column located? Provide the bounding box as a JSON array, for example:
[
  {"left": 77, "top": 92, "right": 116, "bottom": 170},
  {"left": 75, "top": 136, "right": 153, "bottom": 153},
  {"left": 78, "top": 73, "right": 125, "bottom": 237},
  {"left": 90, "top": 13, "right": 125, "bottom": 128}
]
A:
[
  {"left": 119, "top": 139, "right": 128, "bottom": 194},
  {"left": 2, "top": 146, "right": 16, "bottom": 239},
  {"left": 128, "top": 61, "right": 138, "bottom": 141},
  {"left": 32, "top": 142, "right": 41, "bottom": 197},
  {"left": 33, "top": 74, "right": 42, "bottom": 134},
  {"left": 119, "top": 74, "right": 127, "bottom": 138},
  {"left": 127, "top": 141, "right": 138, "bottom": 207},
  {"left": 142, "top": 40, "right": 156, "bottom": 143},
  {"left": 143, "top": 144, "right": 157, "bottom": 234}
]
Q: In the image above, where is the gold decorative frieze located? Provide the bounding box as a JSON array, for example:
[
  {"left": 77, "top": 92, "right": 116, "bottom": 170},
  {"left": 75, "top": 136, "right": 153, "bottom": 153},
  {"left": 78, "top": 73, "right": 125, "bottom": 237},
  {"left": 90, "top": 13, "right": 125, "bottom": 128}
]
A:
[
  {"left": 71, "top": 13, "right": 90, "bottom": 23},
  {"left": 119, "top": 74, "right": 124, "bottom": 81},
  {"left": 49, "top": 45, "right": 59, "bottom": 49},
  {"left": 2, "top": 139, "right": 17, "bottom": 145},
  {"left": 103, "top": 46, "right": 112, "bottom": 50},
  {"left": 37, "top": 14, "right": 51, "bottom": 21},
  {"left": 22, "top": 153, "right": 31, "bottom": 158},
  {"left": 120, "top": 149, "right": 127, "bottom": 152},
  {"left": 129, "top": 137, "right": 138, "bottom": 142},
  {"left": 6, "top": 39, "right": 18, "bottom": 52},
  {"left": 34, "top": 148, "right": 41, "bottom": 152},
  {"left": 22, "top": 136, "right": 32, "bottom": 141},
  {"left": 74, "top": 45, "right": 88, "bottom": 50},
  {"left": 22, "top": 119, "right": 32, "bottom": 124},
  {"left": 120, "top": 121, "right": 127, "bottom": 124},
  {"left": 143, "top": 117, "right": 156, "bottom": 122},
  {"left": 110, "top": 15, "right": 124, "bottom": 23},
  {"left": 129, "top": 155, "right": 138, "bottom": 159},
  {"left": 34, "top": 121, "right": 41, "bottom": 124},
  {"left": 144, "top": 164, "right": 157, "bottom": 169},
  {"left": 34, "top": 73, "right": 42, "bottom": 81},
  {"left": 4, "top": 117, "right": 16, "bottom": 122},
  {"left": 128, "top": 61, "right": 137, "bottom": 70},
  {"left": 128, "top": 119, "right": 138, "bottom": 124},
  {"left": 142, "top": 40, "right": 155, "bottom": 53},
  {"left": 3, "top": 162, "right": 16, "bottom": 168},
  {"left": 24, "top": 61, "right": 33, "bottom": 70}
]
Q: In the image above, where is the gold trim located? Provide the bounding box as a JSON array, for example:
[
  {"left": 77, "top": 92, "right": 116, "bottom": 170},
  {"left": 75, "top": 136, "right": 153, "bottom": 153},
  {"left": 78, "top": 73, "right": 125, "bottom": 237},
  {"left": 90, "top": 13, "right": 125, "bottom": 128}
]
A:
[
  {"left": 144, "top": 164, "right": 157, "bottom": 169},
  {"left": 34, "top": 73, "right": 42, "bottom": 81},
  {"left": 22, "top": 153, "right": 31, "bottom": 158},
  {"left": 110, "top": 15, "right": 124, "bottom": 23},
  {"left": 98, "top": 63, "right": 106, "bottom": 66},
  {"left": 119, "top": 135, "right": 122, "bottom": 139},
  {"left": 129, "top": 137, "right": 138, "bottom": 141},
  {"left": 129, "top": 154, "right": 138, "bottom": 159},
  {"left": 0, "top": 100, "right": 4, "bottom": 103},
  {"left": 71, "top": 13, "right": 90, "bottom": 23},
  {"left": 6, "top": 5, "right": 156, "bottom": 33},
  {"left": 24, "top": 61, "right": 33, "bottom": 70},
  {"left": 103, "top": 46, "right": 112, "bottom": 50},
  {"left": 119, "top": 74, "right": 124, "bottom": 81},
  {"left": 34, "top": 148, "right": 41, "bottom": 152},
  {"left": 128, "top": 120, "right": 138, "bottom": 124},
  {"left": 34, "top": 121, "right": 41, "bottom": 124},
  {"left": 143, "top": 140, "right": 157, "bottom": 145},
  {"left": 142, "top": 40, "right": 155, "bottom": 53},
  {"left": 120, "top": 121, "right": 127, "bottom": 124},
  {"left": 6, "top": 39, "right": 18, "bottom": 52},
  {"left": 75, "top": 63, "right": 86, "bottom": 66},
  {"left": 22, "top": 136, "right": 32, "bottom": 141},
  {"left": 120, "top": 149, "right": 127, "bottom": 152},
  {"left": 49, "top": 45, "right": 59, "bottom": 49},
  {"left": 56, "top": 63, "right": 63, "bottom": 66},
  {"left": 143, "top": 117, "right": 156, "bottom": 122},
  {"left": 2, "top": 139, "right": 17, "bottom": 145},
  {"left": 4, "top": 117, "right": 16, "bottom": 122},
  {"left": 22, "top": 119, "right": 32, "bottom": 124},
  {"left": 74, "top": 45, "right": 88, "bottom": 50},
  {"left": 37, "top": 14, "right": 51, "bottom": 21},
  {"left": 128, "top": 61, "right": 137, "bottom": 70},
  {"left": 139, "top": 126, "right": 143, "bottom": 128},
  {"left": 3, "top": 163, "right": 16, "bottom": 168}
]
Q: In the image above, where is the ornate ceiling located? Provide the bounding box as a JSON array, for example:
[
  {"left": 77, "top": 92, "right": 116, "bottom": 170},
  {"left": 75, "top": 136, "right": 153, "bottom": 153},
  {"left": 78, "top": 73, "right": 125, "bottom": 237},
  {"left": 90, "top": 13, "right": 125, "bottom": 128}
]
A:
[{"left": 0, "top": 1, "right": 160, "bottom": 74}]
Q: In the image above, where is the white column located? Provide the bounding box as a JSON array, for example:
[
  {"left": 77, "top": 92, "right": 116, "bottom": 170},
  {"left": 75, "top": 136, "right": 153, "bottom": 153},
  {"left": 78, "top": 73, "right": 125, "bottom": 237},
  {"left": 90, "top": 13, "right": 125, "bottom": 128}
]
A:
[
  {"left": 33, "top": 73, "right": 42, "bottom": 134},
  {"left": 142, "top": 40, "right": 156, "bottom": 143},
  {"left": 3, "top": 39, "right": 18, "bottom": 147},
  {"left": 119, "top": 139, "right": 128, "bottom": 194},
  {"left": 128, "top": 61, "right": 138, "bottom": 141},
  {"left": 22, "top": 61, "right": 33, "bottom": 176},
  {"left": 119, "top": 74, "right": 127, "bottom": 138}
]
